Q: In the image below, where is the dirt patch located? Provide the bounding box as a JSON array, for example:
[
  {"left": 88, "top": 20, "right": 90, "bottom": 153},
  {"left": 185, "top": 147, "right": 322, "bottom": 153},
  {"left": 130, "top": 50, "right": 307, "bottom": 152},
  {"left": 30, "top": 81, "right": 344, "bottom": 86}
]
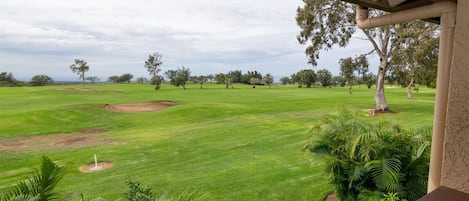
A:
[
  {"left": 0, "top": 128, "right": 112, "bottom": 152},
  {"left": 323, "top": 193, "right": 338, "bottom": 201},
  {"left": 364, "top": 109, "right": 399, "bottom": 117},
  {"left": 105, "top": 101, "right": 176, "bottom": 113},
  {"left": 56, "top": 88, "right": 123, "bottom": 93},
  {"left": 79, "top": 162, "right": 114, "bottom": 173}
]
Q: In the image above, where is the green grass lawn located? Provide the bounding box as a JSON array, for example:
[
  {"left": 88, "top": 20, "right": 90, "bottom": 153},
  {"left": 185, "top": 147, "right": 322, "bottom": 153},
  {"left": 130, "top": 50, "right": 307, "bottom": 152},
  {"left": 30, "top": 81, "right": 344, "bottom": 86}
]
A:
[{"left": 0, "top": 83, "right": 435, "bottom": 200}]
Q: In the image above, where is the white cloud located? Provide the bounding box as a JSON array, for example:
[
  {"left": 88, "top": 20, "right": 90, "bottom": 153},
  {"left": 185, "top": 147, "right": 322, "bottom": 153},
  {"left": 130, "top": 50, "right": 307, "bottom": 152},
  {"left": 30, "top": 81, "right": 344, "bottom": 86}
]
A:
[{"left": 0, "top": 0, "right": 375, "bottom": 81}]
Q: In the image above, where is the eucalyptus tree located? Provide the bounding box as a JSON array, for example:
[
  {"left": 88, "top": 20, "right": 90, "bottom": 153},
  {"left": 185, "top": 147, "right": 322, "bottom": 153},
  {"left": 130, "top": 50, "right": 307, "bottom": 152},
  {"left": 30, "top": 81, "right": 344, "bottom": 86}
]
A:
[
  {"left": 215, "top": 73, "right": 234, "bottom": 89},
  {"left": 85, "top": 76, "right": 100, "bottom": 84},
  {"left": 316, "top": 69, "right": 333, "bottom": 87},
  {"left": 339, "top": 57, "right": 356, "bottom": 94},
  {"left": 69, "top": 59, "right": 89, "bottom": 85},
  {"left": 108, "top": 75, "right": 120, "bottom": 83},
  {"left": 165, "top": 66, "right": 190, "bottom": 89},
  {"left": 390, "top": 23, "right": 439, "bottom": 89},
  {"left": 118, "top": 73, "right": 134, "bottom": 83},
  {"left": 296, "top": 69, "right": 316, "bottom": 88},
  {"left": 280, "top": 76, "right": 292, "bottom": 85},
  {"left": 206, "top": 74, "right": 214, "bottom": 83},
  {"left": 355, "top": 55, "right": 369, "bottom": 87},
  {"left": 30, "top": 74, "right": 53, "bottom": 86},
  {"left": 0, "top": 72, "right": 23, "bottom": 86},
  {"left": 192, "top": 75, "right": 208, "bottom": 89},
  {"left": 242, "top": 71, "right": 262, "bottom": 84},
  {"left": 144, "top": 52, "right": 163, "bottom": 90},
  {"left": 296, "top": 0, "right": 435, "bottom": 111},
  {"left": 263, "top": 73, "right": 274, "bottom": 88},
  {"left": 136, "top": 77, "right": 149, "bottom": 84},
  {"left": 332, "top": 75, "right": 347, "bottom": 87}
]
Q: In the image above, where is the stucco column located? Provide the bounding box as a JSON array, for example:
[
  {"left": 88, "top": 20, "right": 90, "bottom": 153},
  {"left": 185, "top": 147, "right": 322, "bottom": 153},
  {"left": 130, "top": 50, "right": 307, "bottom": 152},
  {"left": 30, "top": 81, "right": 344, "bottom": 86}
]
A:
[
  {"left": 440, "top": 0, "right": 469, "bottom": 193},
  {"left": 427, "top": 10, "right": 456, "bottom": 192}
]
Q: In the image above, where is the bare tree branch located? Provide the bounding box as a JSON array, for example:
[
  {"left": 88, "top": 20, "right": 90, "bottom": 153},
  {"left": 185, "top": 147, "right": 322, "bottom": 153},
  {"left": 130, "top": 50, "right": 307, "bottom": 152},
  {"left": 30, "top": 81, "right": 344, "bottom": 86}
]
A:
[{"left": 361, "top": 28, "right": 383, "bottom": 56}]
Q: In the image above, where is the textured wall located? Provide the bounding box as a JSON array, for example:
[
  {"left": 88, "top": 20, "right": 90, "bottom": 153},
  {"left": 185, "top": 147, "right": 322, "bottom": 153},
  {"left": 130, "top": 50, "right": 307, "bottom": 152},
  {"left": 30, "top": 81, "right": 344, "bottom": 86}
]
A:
[{"left": 441, "top": 0, "right": 469, "bottom": 193}]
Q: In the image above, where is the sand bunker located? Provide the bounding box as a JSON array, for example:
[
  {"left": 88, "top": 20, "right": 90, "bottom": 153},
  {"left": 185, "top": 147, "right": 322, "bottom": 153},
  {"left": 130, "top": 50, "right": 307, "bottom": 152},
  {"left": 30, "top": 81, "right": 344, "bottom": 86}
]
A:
[
  {"left": 79, "top": 162, "right": 114, "bottom": 173},
  {"left": 0, "top": 129, "right": 112, "bottom": 152},
  {"left": 105, "top": 101, "right": 176, "bottom": 113}
]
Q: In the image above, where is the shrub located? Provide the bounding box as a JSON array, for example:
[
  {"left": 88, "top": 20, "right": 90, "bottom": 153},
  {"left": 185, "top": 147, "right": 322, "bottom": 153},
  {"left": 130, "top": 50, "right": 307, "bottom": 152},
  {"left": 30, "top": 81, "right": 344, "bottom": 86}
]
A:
[{"left": 305, "top": 108, "right": 430, "bottom": 201}]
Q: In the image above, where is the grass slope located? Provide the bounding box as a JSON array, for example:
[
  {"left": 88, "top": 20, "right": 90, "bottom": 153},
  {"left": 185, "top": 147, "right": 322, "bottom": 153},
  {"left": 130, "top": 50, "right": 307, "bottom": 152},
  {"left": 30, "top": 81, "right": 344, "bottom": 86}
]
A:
[{"left": 0, "top": 84, "right": 435, "bottom": 200}]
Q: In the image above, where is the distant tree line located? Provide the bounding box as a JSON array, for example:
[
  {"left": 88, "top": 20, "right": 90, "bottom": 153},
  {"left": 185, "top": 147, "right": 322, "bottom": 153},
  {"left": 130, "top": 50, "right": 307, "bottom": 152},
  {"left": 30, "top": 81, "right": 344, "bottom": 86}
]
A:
[
  {"left": 2, "top": 44, "right": 436, "bottom": 92},
  {"left": 0, "top": 72, "right": 24, "bottom": 86},
  {"left": 1, "top": 72, "right": 54, "bottom": 87}
]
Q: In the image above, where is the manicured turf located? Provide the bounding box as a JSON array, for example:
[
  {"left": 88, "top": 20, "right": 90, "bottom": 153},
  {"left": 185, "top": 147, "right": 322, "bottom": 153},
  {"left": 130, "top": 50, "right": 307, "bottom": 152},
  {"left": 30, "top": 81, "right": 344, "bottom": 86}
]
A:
[{"left": 0, "top": 83, "right": 435, "bottom": 200}]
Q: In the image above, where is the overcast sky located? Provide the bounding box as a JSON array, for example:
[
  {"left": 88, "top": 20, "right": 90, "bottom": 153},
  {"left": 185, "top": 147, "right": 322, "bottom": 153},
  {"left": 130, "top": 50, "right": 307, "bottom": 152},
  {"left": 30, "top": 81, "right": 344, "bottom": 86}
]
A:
[{"left": 0, "top": 0, "right": 375, "bottom": 81}]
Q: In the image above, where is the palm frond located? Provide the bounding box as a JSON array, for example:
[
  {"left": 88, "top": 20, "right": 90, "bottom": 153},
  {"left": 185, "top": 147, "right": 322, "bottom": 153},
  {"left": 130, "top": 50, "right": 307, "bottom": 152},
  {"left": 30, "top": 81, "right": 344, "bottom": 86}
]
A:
[
  {"left": 348, "top": 163, "right": 368, "bottom": 188},
  {"left": 1, "top": 156, "right": 65, "bottom": 201},
  {"left": 365, "top": 158, "right": 402, "bottom": 192},
  {"left": 358, "top": 190, "right": 384, "bottom": 201}
]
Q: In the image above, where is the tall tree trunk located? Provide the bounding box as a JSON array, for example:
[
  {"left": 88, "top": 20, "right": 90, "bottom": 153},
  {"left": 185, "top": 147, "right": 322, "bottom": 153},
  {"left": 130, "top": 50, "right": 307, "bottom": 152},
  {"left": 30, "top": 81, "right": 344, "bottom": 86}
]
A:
[
  {"left": 375, "top": 59, "right": 389, "bottom": 111},
  {"left": 348, "top": 84, "right": 353, "bottom": 95},
  {"left": 407, "top": 77, "right": 414, "bottom": 99}
]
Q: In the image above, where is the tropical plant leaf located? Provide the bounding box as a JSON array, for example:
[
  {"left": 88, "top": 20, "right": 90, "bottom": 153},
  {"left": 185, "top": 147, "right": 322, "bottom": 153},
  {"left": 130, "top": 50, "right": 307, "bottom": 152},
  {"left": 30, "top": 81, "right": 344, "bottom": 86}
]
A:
[
  {"left": 2, "top": 156, "right": 65, "bottom": 201},
  {"left": 365, "top": 158, "right": 402, "bottom": 192},
  {"left": 358, "top": 190, "right": 384, "bottom": 201}
]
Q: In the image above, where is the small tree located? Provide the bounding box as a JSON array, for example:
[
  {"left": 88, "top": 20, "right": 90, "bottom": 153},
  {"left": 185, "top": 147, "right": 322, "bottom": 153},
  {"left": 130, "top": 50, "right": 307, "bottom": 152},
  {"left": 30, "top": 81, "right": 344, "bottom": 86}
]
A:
[
  {"left": 332, "top": 76, "right": 346, "bottom": 87},
  {"left": 363, "top": 72, "right": 376, "bottom": 89},
  {"left": 280, "top": 76, "right": 291, "bottom": 85},
  {"left": 296, "top": 69, "right": 316, "bottom": 88},
  {"left": 165, "top": 66, "right": 190, "bottom": 89},
  {"left": 194, "top": 75, "right": 208, "bottom": 89},
  {"left": 118, "top": 73, "right": 134, "bottom": 84},
  {"left": 85, "top": 76, "right": 100, "bottom": 84},
  {"left": 136, "top": 77, "right": 149, "bottom": 84},
  {"left": 69, "top": 59, "right": 89, "bottom": 85},
  {"left": 144, "top": 52, "right": 163, "bottom": 90},
  {"left": 355, "top": 55, "right": 369, "bottom": 88},
  {"left": 316, "top": 69, "right": 332, "bottom": 87},
  {"left": 215, "top": 73, "right": 233, "bottom": 89},
  {"left": 108, "top": 75, "right": 120, "bottom": 83},
  {"left": 249, "top": 77, "right": 262, "bottom": 87},
  {"left": 30, "top": 74, "right": 54, "bottom": 86},
  {"left": 263, "top": 73, "right": 274, "bottom": 88},
  {"left": 242, "top": 71, "right": 262, "bottom": 84},
  {"left": 0, "top": 72, "right": 23, "bottom": 86},
  {"left": 339, "top": 57, "right": 356, "bottom": 94},
  {"left": 206, "top": 74, "right": 214, "bottom": 83}
]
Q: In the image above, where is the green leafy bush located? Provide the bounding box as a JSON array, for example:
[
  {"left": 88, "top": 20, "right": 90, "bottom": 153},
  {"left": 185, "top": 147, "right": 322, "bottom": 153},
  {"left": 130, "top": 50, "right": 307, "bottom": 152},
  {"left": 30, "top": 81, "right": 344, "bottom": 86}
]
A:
[{"left": 306, "top": 108, "right": 430, "bottom": 201}]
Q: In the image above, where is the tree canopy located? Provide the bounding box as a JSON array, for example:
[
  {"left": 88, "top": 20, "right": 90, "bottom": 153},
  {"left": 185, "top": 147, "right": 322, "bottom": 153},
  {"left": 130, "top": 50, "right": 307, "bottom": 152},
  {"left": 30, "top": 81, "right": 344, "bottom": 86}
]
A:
[
  {"left": 263, "top": 73, "right": 274, "bottom": 88},
  {"left": 69, "top": 59, "right": 89, "bottom": 85},
  {"left": 144, "top": 52, "right": 163, "bottom": 90},
  {"left": 165, "top": 66, "right": 191, "bottom": 89},
  {"left": 296, "top": 69, "right": 316, "bottom": 88},
  {"left": 316, "top": 69, "right": 332, "bottom": 87},
  {"left": 296, "top": 0, "right": 438, "bottom": 111},
  {"left": 30, "top": 74, "right": 54, "bottom": 86},
  {"left": 0, "top": 72, "right": 23, "bottom": 87}
]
